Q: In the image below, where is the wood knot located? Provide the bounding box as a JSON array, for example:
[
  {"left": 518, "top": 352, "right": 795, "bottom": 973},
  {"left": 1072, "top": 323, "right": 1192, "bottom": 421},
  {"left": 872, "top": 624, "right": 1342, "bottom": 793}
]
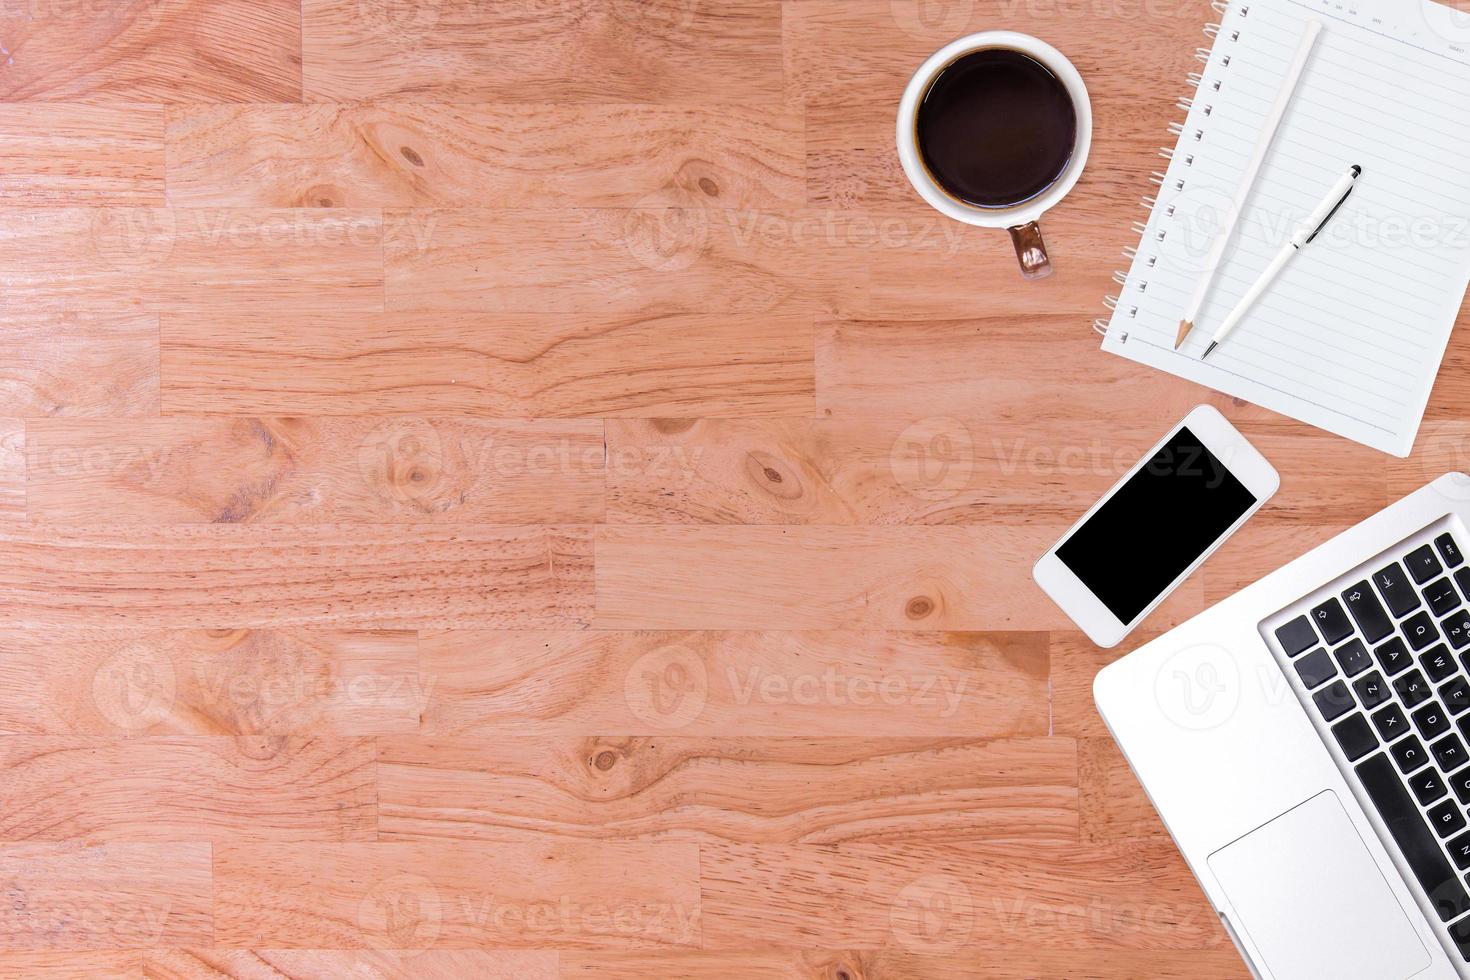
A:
[
  {"left": 400, "top": 145, "right": 425, "bottom": 167},
  {"left": 905, "top": 596, "right": 935, "bottom": 620},
  {"left": 651, "top": 418, "right": 696, "bottom": 434},
  {"left": 744, "top": 451, "right": 802, "bottom": 501},
  {"left": 593, "top": 750, "right": 619, "bottom": 771},
  {"left": 698, "top": 177, "right": 719, "bottom": 197}
]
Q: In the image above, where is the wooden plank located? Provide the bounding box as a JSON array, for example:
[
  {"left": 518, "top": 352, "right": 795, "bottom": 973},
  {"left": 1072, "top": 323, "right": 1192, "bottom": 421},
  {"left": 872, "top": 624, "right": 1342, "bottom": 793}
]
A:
[
  {"left": 0, "top": 208, "right": 381, "bottom": 313},
  {"left": 0, "top": 736, "right": 375, "bottom": 841},
  {"left": 1392, "top": 420, "right": 1470, "bottom": 496},
  {"left": 0, "top": 104, "right": 163, "bottom": 204},
  {"left": 303, "top": 0, "right": 781, "bottom": 104},
  {"left": 26, "top": 417, "right": 605, "bottom": 524},
  {"left": 160, "top": 312, "right": 814, "bottom": 418},
  {"left": 699, "top": 841, "right": 1228, "bottom": 950},
  {"left": 0, "top": 951, "right": 143, "bottom": 978},
  {"left": 144, "top": 949, "right": 557, "bottom": 979},
  {"left": 377, "top": 736, "right": 1077, "bottom": 844},
  {"left": 0, "top": 525, "right": 594, "bottom": 629},
  {"left": 0, "top": 313, "right": 159, "bottom": 417},
  {"left": 1079, "top": 738, "right": 1169, "bottom": 843},
  {"left": 213, "top": 841, "right": 701, "bottom": 948},
  {"left": 418, "top": 630, "right": 1048, "bottom": 737},
  {"left": 606, "top": 417, "right": 1388, "bottom": 525},
  {"left": 0, "top": 628, "right": 421, "bottom": 736},
  {"left": 0, "top": 420, "right": 20, "bottom": 520},
  {"left": 561, "top": 949, "right": 1250, "bottom": 979},
  {"left": 595, "top": 526, "right": 1206, "bottom": 630},
  {"left": 0, "top": 0, "right": 299, "bottom": 102},
  {"left": 0, "top": 842, "right": 211, "bottom": 950},
  {"left": 1049, "top": 631, "right": 1126, "bottom": 740},
  {"left": 815, "top": 317, "right": 1280, "bottom": 422},
  {"left": 166, "top": 104, "right": 803, "bottom": 209},
  {"left": 383, "top": 209, "right": 853, "bottom": 315}
]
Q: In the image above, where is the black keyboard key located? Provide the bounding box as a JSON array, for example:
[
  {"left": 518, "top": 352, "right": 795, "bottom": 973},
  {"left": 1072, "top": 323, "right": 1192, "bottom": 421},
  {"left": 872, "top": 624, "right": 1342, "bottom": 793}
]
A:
[
  {"left": 1356, "top": 752, "right": 1470, "bottom": 920},
  {"left": 1429, "top": 798, "right": 1467, "bottom": 837},
  {"left": 1423, "top": 644, "right": 1458, "bottom": 682},
  {"left": 1331, "top": 713, "right": 1377, "bottom": 760},
  {"left": 1376, "top": 562, "right": 1422, "bottom": 617},
  {"left": 1376, "top": 637, "right": 1413, "bottom": 676},
  {"left": 1395, "top": 669, "right": 1432, "bottom": 708},
  {"left": 1373, "top": 702, "right": 1410, "bottom": 741},
  {"left": 1296, "top": 648, "right": 1337, "bottom": 689},
  {"left": 1310, "top": 598, "right": 1353, "bottom": 645},
  {"left": 1453, "top": 769, "right": 1470, "bottom": 805},
  {"left": 1450, "top": 916, "right": 1470, "bottom": 961},
  {"left": 1427, "top": 578, "right": 1462, "bottom": 617},
  {"left": 1342, "top": 581, "right": 1393, "bottom": 643},
  {"left": 1457, "top": 567, "right": 1470, "bottom": 603},
  {"left": 1274, "top": 615, "right": 1319, "bottom": 657},
  {"left": 1405, "top": 610, "right": 1441, "bottom": 650},
  {"left": 1449, "top": 830, "right": 1470, "bottom": 869},
  {"left": 1393, "top": 735, "right": 1430, "bottom": 772},
  {"left": 1438, "top": 532, "right": 1465, "bottom": 569},
  {"left": 1412, "top": 767, "right": 1449, "bottom": 805},
  {"left": 1415, "top": 702, "right": 1452, "bottom": 740},
  {"left": 1437, "top": 734, "right": 1470, "bottom": 772},
  {"left": 1314, "top": 680, "right": 1355, "bottom": 721},
  {"left": 1445, "top": 610, "right": 1470, "bottom": 650},
  {"left": 1409, "top": 543, "right": 1445, "bottom": 584},
  {"left": 1441, "top": 676, "right": 1470, "bottom": 715},
  {"left": 1355, "top": 670, "right": 1391, "bottom": 709},
  {"left": 1333, "top": 638, "right": 1373, "bottom": 677}
]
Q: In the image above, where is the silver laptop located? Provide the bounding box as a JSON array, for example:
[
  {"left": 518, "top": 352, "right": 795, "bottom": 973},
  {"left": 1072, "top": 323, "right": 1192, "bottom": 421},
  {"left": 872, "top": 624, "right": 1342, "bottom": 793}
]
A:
[{"left": 1097, "top": 472, "right": 1470, "bottom": 979}]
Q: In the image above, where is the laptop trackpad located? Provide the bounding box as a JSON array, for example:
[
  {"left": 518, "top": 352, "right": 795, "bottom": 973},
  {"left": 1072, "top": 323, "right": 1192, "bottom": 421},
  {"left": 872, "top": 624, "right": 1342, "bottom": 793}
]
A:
[{"left": 1208, "top": 790, "right": 1430, "bottom": 980}]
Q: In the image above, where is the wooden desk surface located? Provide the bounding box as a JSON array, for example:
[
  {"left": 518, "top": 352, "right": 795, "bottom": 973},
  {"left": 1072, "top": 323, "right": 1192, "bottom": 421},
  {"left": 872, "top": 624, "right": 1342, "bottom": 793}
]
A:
[{"left": 2, "top": 1, "right": 1465, "bottom": 976}]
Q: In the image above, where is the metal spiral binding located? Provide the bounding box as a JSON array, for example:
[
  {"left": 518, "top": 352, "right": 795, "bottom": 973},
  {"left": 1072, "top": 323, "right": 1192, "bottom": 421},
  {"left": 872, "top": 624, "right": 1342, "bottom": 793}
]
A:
[
  {"left": 1211, "top": 0, "right": 1229, "bottom": 11},
  {"left": 1177, "top": 96, "right": 1194, "bottom": 111},
  {"left": 1140, "top": 194, "right": 1157, "bottom": 211},
  {"left": 1186, "top": 71, "right": 1204, "bottom": 88},
  {"left": 1204, "top": 22, "right": 1221, "bottom": 37}
]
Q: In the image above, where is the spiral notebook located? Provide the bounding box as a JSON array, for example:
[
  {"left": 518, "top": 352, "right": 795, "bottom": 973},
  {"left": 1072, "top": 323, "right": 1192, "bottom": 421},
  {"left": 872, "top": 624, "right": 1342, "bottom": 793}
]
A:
[{"left": 1098, "top": 0, "right": 1470, "bottom": 456}]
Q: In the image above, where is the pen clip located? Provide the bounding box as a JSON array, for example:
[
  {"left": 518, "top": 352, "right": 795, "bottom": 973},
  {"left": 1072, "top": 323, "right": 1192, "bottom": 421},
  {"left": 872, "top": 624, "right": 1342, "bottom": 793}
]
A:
[{"left": 1304, "top": 183, "right": 1355, "bottom": 244}]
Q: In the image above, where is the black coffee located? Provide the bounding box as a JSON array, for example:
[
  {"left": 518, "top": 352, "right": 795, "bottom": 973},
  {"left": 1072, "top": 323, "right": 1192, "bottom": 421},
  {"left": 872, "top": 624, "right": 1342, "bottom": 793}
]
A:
[{"left": 915, "top": 48, "right": 1077, "bottom": 209}]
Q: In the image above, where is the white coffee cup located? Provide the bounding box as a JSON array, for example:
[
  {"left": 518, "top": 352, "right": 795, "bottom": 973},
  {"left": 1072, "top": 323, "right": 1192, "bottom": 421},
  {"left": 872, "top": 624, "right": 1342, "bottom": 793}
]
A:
[{"left": 896, "top": 32, "right": 1092, "bottom": 279}]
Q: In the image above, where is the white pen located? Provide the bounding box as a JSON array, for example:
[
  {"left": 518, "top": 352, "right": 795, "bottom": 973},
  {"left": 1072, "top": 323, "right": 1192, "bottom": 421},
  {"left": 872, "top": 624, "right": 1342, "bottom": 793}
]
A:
[{"left": 1201, "top": 164, "right": 1361, "bottom": 360}]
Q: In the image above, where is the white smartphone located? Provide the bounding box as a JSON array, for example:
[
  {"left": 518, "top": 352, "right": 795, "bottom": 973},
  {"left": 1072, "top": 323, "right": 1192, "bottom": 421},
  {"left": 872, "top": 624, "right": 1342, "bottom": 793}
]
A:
[{"left": 1032, "top": 405, "right": 1279, "bottom": 648}]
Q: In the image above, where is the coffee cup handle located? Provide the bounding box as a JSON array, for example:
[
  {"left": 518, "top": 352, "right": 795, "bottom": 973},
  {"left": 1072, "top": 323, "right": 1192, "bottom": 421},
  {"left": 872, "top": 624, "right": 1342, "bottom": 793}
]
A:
[{"left": 1007, "top": 221, "right": 1053, "bottom": 280}]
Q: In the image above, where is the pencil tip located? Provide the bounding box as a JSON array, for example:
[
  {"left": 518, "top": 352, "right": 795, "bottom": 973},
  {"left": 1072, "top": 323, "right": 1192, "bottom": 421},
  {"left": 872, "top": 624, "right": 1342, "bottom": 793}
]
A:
[
  {"left": 1351, "top": 164, "right": 1361, "bottom": 177},
  {"left": 1174, "top": 319, "right": 1193, "bottom": 349},
  {"left": 1202, "top": 341, "right": 1218, "bottom": 360}
]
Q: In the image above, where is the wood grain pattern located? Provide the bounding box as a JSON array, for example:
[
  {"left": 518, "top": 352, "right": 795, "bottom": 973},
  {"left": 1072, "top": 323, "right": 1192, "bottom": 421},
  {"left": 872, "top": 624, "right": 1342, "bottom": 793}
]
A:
[
  {"left": 0, "top": 628, "right": 420, "bottom": 736},
  {"left": 0, "top": 0, "right": 300, "bottom": 102},
  {"left": 595, "top": 525, "right": 1207, "bottom": 630},
  {"left": 0, "top": 842, "right": 211, "bottom": 950},
  {"left": 0, "top": 208, "right": 381, "bottom": 312},
  {"left": 417, "top": 629, "right": 1048, "bottom": 737},
  {"left": 26, "top": 417, "right": 605, "bottom": 524},
  {"left": 159, "top": 311, "right": 815, "bottom": 418},
  {"left": 377, "top": 736, "right": 1076, "bottom": 844},
  {"left": 302, "top": 0, "right": 782, "bottom": 104},
  {"left": 166, "top": 104, "right": 803, "bottom": 209},
  {"left": 0, "top": 104, "right": 163, "bottom": 204},
  {"left": 0, "top": 313, "right": 159, "bottom": 417},
  {"left": 0, "top": 736, "right": 375, "bottom": 841},
  {"left": 0, "top": 1, "right": 1354, "bottom": 975},
  {"left": 213, "top": 841, "right": 701, "bottom": 948},
  {"left": 0, "top": 525, "right": 594, "bottom": 628}
]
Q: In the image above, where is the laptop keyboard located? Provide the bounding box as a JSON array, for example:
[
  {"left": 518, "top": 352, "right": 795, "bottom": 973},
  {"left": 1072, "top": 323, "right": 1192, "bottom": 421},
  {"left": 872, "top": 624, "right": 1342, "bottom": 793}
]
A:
[{"left": 1274, "top": 529, "right": 1470, "bottom": 960}]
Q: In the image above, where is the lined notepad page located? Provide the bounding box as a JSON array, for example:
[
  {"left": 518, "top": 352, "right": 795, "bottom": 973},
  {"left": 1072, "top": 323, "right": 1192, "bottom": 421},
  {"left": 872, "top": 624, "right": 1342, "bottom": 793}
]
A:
[{"left": 1102, "top": 0, "right": 1470, "bottom": 456}]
